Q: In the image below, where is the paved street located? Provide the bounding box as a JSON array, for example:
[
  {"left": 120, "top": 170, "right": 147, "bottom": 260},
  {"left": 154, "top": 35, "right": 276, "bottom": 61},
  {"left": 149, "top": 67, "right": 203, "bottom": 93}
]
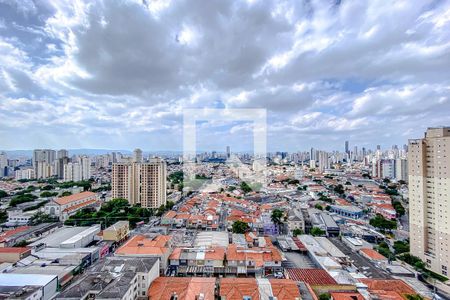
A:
[{"left": 329, "top": 237, "right": 392, "bottom": 279}]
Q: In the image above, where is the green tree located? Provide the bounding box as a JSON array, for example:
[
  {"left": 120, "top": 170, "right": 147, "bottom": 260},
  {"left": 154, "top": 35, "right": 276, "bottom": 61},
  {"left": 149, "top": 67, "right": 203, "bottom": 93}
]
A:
[
  {"left": 369, "top": 214, "right": 397, "bottom": 232},
  {"left": 393, "top": 240, "right": 410, "bottom": 254},
  {"left": 318, "top": 293, "right": 331, "bottom": 300},
  {"left": 406, "top": 295, "right": 424, "bottom": 300},
  {"left": 311, "top": 227, "right": 325, "bottom": 236},
  {"left": 61, "top": 191, "right": 72, "bottom": 197},
  {"left": 315, "top": 204, "right": 323, "bottom": 210},
  {"left": 240, "top": 181, "right": 252, "bottom": 194},
  {"left": 10, "top": 194, "right": 38, "bottom": 207},
  {"left": 0, "top": 190, "right": 8, "bottom": 198},
  {"left": 292, "top": 228, "right": 303, "bottom": 236},
  {"left": 271, "top": 209, "right": 283, "bottom": 225},
  {"left": 232, "top": 220, "right": 250, "bottom": 234},
  {"left": 40, "top": 191, "right": 58, "bottom": 198}
]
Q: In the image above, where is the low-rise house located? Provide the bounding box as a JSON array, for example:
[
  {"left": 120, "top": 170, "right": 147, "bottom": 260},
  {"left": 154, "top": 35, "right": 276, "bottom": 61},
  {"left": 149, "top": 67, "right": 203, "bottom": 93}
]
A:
[
  {"left": 330, "top": 205, "right": 364, "bottom": 219},
  {"left": 115, "top": 235, "right": 171, "bottom": 272},
  {"left": 102, "top": 220, "right": 129, "bottom": 243},
  {"left": 219, "top": 278, "right": 301, "bottom": 300},
  {"left": 148, "top": 277, "right": 215, "bottom": 300},
  {"left": 359, "top": 248, "right": 388, "bottom": 263},
  {"left": 168, "top": 246, "right": 225, "bottom": 276},
  {"left": 0, "top": 247, "right": 31, "bottom": 263},
  {"left": 226, "top": 244, "right": 283, "bottom": 277},
  {"left": 44, "top": 191, "right": 99, "bottom": 221}
]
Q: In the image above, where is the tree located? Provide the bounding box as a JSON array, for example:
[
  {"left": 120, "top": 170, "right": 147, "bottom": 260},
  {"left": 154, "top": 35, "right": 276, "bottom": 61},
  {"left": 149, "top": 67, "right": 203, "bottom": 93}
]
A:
[
  {"left": 406, "top": 295, "right": 424, "bottom": 300},
  {"left": 392, "top": 201, "right": 405, "bottom": 216},
  {"left": 271, "top": 209, "right": 283, "bottom": 225},
  {"left": 240, "top": 181, "right": 252, "bottom": 194},
  {"left": 292, "top": 228, "right": 303, "bottom": 236},
  {"left": 29, "top": 212, "right": 59, "bottom": 225},
  {"left": 333, "top": 184, "right": 345, "bottom": 195},
  {"left": 61, "top": 191, "right": 72, "bottom": 197},
  {"left": 0, "top": 190, "right": 8, "bottom": 199},
  {"left": 311, "top": 227, "right": 325, "bottom": 236},
  {"left": 166, "top": 201, "right": 175, "bottom": 210},
  {"left": 40, "top": 191, "right": 58, "bottom": 198},
  {"left": 369, "top": 214, "right": 397, "bottom": 232},
  {"left": 393, "top": 240, "right": 410, "bottom": 254},
  {"left": 232, "top": 220, "right": 249, "bottom": 234},
  {"left": 315, "top": 204, "right": 323, "bottom": 210},
  {"left": 318, "top": 293, "right": 331, "bottom": 300}
]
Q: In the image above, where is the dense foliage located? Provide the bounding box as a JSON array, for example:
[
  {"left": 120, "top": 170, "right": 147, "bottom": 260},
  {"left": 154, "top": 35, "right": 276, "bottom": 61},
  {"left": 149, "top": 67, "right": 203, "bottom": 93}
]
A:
[
  {"left": 369, "top": 214, "right": 397, "bottom": 231},
  {"left": 232, "top": 220, "right": 250, "bottom": 234}
]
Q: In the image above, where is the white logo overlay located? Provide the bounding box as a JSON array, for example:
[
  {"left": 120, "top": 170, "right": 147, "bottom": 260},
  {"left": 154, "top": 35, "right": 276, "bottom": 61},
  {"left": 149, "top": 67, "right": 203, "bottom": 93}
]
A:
[{"left": 182, "top": 108, "right": 267, "bottom": 194}]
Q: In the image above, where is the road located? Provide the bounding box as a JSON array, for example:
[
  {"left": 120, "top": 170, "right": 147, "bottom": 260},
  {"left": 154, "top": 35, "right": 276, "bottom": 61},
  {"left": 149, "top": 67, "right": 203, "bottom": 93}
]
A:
[{"left": 329, "top": 237, "right": 392, "bottom": 279}]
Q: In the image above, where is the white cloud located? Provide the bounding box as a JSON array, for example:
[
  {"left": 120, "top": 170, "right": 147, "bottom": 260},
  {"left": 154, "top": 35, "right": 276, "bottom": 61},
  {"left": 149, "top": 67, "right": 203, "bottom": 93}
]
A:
[{"left": 0, "top": 0, "right": 449, "bottom": 150}]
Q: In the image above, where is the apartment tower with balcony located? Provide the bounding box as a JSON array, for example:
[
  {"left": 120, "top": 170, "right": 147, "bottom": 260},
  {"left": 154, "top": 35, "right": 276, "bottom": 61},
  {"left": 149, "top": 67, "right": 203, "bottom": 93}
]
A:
[{"left": 409, "top": 127, "right": 450, "bottom": 276}]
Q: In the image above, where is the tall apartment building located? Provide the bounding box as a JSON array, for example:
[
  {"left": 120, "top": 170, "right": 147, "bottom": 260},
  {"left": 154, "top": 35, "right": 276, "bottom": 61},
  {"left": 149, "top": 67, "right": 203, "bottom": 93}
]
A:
[
  {"left": 63, "top": 156, "right": 91, "bottom": 182},
  {"left": 409, "top": 127, "right": 450, "bottom": 276},
  {"left": 112, "top": 158, "right": 167, "bottom": 208},
  {"left": 33, "top": 149, "right": 56, "bottom": 178},
  {"left": 395, "top": 158, "right": 408, "bottom": 182},
  {"left": 0, "top": 152, "right": 7, "bottom": 177}
]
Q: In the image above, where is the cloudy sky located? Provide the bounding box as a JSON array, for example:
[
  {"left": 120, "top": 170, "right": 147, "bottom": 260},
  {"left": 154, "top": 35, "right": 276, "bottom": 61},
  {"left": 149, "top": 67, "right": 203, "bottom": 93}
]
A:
[{"left": 1, "top": 0, "right": 450, "bottom": 152}]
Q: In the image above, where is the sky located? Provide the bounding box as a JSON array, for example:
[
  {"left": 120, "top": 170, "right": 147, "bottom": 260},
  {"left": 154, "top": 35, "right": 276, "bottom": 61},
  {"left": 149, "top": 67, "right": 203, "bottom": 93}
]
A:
[{"left": 0, "top": 0, "right": 450, "bottom": 152}]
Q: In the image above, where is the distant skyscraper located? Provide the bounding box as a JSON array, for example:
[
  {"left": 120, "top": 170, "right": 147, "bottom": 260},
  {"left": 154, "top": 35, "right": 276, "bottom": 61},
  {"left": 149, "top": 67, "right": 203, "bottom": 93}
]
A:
[
  {"left": 133, "top": 148, "right": 143, "bottom": 163},
  {"left": 112, "top": 159, "right": 167, "bottom": 208},
  {"left": 409, "top": 127, "right": 450, "bottom": 276},
  {"left": 376, "top": 145, "right": 381, "bottom": 150},
  {"left": 226, "top": 146, "right": 231, "bottom": 158},
  {"left": 57, "top": 149, "right": 69, "bottom": 159},
  {"left": 0, "top": 152, "right": 7, "bottom": 177},
  {"left": 345, "top": 141, "right": 349, "bottom": 154},
  {"left": 33, "top": 149, "right": 56, "bottom": 176},
  {"left": 395, "top": 158, "right": 408, "bottom": 182}
]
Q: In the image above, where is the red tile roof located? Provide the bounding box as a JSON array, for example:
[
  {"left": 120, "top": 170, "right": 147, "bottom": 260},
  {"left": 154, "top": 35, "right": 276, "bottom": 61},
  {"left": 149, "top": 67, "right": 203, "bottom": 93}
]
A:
[
  {"left": 55, "top": 191, "right": 96, "bottom": 205},
  {"left": 115, "top": 235, "right": 170, "bottom": 256},
  {"left": 0, "top": 226, "right": 30, "bottom": 243},
  {"left": 148, "top": 277, "right": 215, "bottom": 300},
  {"left": 330, "top": 291, "right": 365, "bottom": 300},
  {"left": 269, "top": 279, "right": 301, "bottom": 300},
  {"left": 0, "top": 247, "right": 30, "bottom": 254},
  {"left": 219, "top": 278, "right": 259, "bottom": 300},
  {"left": 286, "top": 268, "right": 337, "bottom": 285},
  {"left": 360, "top": 248, "right": 387, "bottom": 260},
  {"left": 359, "top": 279, "right": 416, "bottom": 295}
]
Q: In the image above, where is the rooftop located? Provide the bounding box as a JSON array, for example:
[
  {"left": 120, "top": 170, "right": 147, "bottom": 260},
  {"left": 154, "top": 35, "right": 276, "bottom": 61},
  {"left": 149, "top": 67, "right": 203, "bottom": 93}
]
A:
[
  {"left": 148, "top": 277, "right": 215, "bottom": 300},
  {"left": 54, "top": 191, "right": 96, "bottom": 206},
  {"left": 360, "top": 248, "right": 386, "bottom": 260},
  {"left": 286, "top": 268, "right": 338, "bottom": 285},
  {"left": 115, "top": 234, "right": 170, "bottom": 256}
]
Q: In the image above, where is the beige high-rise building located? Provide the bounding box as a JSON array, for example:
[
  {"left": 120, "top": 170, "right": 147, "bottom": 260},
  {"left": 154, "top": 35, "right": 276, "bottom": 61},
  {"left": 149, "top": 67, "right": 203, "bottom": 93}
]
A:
[
  {"left": 111, "top": 158, "right": 167, "bottom": 208},
  {"left": 409, "top": 127, "right": 450, "bottom": 276}
]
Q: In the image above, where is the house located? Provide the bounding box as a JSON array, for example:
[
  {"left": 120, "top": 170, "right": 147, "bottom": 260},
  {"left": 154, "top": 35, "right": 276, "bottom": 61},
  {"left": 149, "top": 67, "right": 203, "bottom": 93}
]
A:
[
  {"left": 359, "top": 248, "right": 388, "bottom": 263},
  {"left": 115, "top": 235, "right": 172, "bottom": 272},
  {"left": 168, "top": 246, "right": 225, "bottom": 276},
  {"left": 148, "top": 277, "right": 215, "bottom": 300},
  {"left": 44, "top": 191, "right": 99, "bottom": 221},
  {"left": 102, "top": 221, "right": 130, "bottom": 243},
  {"left": 0, "top": 247, "right": 31, "bottom": 263},
  {"left": 219, "top": 278, "right": 301, "bottom": 300},
  {"left": 226, "top": 244, "right": 283, "bottom": 277}
]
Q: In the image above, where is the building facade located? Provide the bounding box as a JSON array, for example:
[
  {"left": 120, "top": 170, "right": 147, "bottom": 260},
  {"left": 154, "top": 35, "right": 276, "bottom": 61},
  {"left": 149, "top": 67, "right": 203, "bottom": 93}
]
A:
[
  {"left": 409, "top": 127, "right": 450, "bottom": 276},
  {"left": 112, "top": 158, "right": 167, "bottom": 208}
]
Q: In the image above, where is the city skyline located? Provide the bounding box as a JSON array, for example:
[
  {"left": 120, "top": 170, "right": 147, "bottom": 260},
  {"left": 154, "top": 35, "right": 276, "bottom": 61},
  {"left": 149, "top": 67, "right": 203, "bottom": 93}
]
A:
[{"left": 1, "top": 1, "right": 450, "bottom": 150}]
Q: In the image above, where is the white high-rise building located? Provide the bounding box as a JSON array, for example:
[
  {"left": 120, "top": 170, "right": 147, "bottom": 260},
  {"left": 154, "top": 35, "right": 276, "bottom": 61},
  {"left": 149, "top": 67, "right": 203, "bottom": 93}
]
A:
[
  {"left": 15, "top": 169, "right": 35, "bottom": 180},
  {"left": 63, "top": 156, "right": 91, "bottom": 182},
  {"left": 112, "top": 158, "right": 167, "bottom": 208},
  {"left": 409, "top": 127, "right": 450, "bottom": 276},
  {"left": 395, "top": 158, "right": 408, "bottom": 182},
  {"left": 36, "top": 161, "right": 52, "bottom": 179}
]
